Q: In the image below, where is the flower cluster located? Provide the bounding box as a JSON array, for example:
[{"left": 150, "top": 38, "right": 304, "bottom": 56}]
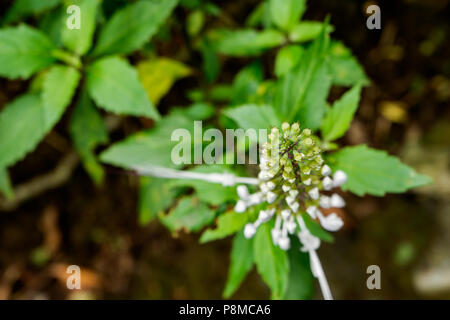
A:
[{"left": 235, "top": 122, "right": 347, "bottom": 251}]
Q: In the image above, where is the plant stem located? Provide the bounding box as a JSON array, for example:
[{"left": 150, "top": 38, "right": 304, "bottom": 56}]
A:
[{"left": 51, "top": 49, "right": 82, "bottom": 69}]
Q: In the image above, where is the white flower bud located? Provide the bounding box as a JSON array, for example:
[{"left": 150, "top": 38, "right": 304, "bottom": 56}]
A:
[
  {"left": 319, "top": 196, "right": 331, "bottom": 209},
  {"left": 288, "top": 178, "right": 295, "bottom": 184},
  {"left": 266, "top": 191, "right": 277, "bottom": 203},
  {"left": 267, "top": 181, "right": 275, "bottom": 190},
  {"left": 244, "top": 223, "right": 257, "bottom": 238},
  {"left": 289, "top": 189, "right": 298, "bottom": 198},
  {"left": 258, "top": 210, "right": 271, "bottom": 222},
  {"left": 278, "top": 237, "right": 291, "bottom": 250},
  {"left": 237, "top": 185, "right": 249, "bottom": 199},
  {"left": 330, "top": 193, "right": 345, "bottom": 208},
  {"left": 289, "top": 201, "right": 299, "bottom": 212},
  {"left": 281, "top": 209, "right": 291, "bottom": 220},
  {"left": 308, "top": 187, "right": 319, "bottom": 200},
  {"left": 321, "top": 164, "right": 332, "bottom": 176},
  {"left": 271, "top": 229, "right": 281, "bottom": 244},
  {"left": 282, "top": 185, "right": 291, "bottom": 192},
  {"left": 285, "top": 195, "right": 295, "bottom": 205},
  {"left": 303, "top": 178, "right": 312, "bottom": 186},
  {"left": 235, "top": 200, "right": 247, "bottom": 213},
  {"left": 333, "top": 170, "right": 347, "bottom": 187},
  {"left": 319, "top": 213, "right": 343, "bottom": 232},
  {"left": 281, "top": 122, "right": 290, "bottom": 131},
  {"left": 322, "top": 176, "right": 333, "bottom": 190},
  {"left": 306, "top": 206, "right": 319, "bottom": 218},
  {"left": 286, "top": 221, "right": 297, "bottom": 234},
  {"left": 260, "top": 183, "right": 269, "bottom": 193}
]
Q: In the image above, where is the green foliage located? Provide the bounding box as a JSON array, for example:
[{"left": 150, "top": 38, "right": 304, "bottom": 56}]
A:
[
  {"left": 284, "top": 240, "right": 314, "bottom": 299},
  {"left": 302, "top": 213, "right": 334, "bottom": 243},
  {"left": 224, "top": 104, "right": 281, "bottom": 131},
  {"left": 86, "top": 56, "right": 159, "bottom": 119},
  {"left": 91, "top": 0, "right": 178, "bottom": 57},
  {"left": 139, "top": 177, "right": 177, "bottom": 225},
  {"left": 254, "top": 222, "right": 289, "bottom": 299},
  {"left": 329, "top": 41, "right": 370, "bottom": 86},
  {"left": 321, "top": 85, "right": 362, "bottom": 141},
  {"left": 0, "top": 25, "right": 56, "bottom": 79},
  {"left": 161, "top": 196, "right": 216, "bottom": 233},
  {"left": 200, "top": 210, "right": 250, "bottom": 243},
  {"left": 0, "top": 168, "right": 13, "bottom": 199},
  {"left": 328, "top": 145, "right": 433, "bottom": 196},
  {"left": 223, "top": 231, "right": 254, "bottom": 298},
  {"left": 269, "top": 0, "right": 306, "bottom": 32},
  {"left": 2, "top": 0, "right": 60, "bottom": 25}
]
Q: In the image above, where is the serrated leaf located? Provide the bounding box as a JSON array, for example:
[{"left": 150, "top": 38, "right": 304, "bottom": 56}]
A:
[
  {"left": 0, "top": 94, "right": 45, "bottom": 168},
  {"left": 328, "top": 145, "right": 433, "bottom": 196},
  {"left": 139, "top": 176, "right": 176, "bottom": 225},
  {"left": 210, "top": 29, "right": 285, "bottom": 57},
  {"left": 224, "top": 104, "right": 281, "bottom": 131},
  {"left": 100, "top": 104, "right": 203, "bottom": 169},
  {"left": 223, "top": 231, "right": 254, "bottom": 298},
  {"left": 284, "top": 239, "right": 314, "bottom": 299},
  {"left": 137, "top": 57, "right": 192, "bottom": 105},
  {"left": 321, "top": 85, "right": 362, "bottom": 141},
  {"left": 91, "top": 0, "right": 178, "bottom": 57},
  {"left": 274, "top": 45, "right": 304, "bottom": 77},
  {"left": 161, "top": 196, "right": 215, "bottom": 233},
  {"left": 69, "top": 88, "right": 108, "bottom": 184},
  {"left": 329, "top": 41, "right": 370, "bottom": 86},
  {"left": 86, "top": 56, "right": 159, "bottom": 119},
  {"left": 302, "top": 213, "right": 334, "bottom": 243},
  {"left": 170, "top": 165, "right": 237, "bottom": 206},
  {"left": 254, "top": 221, "right": 289, "bottom": 299},
  {"left": 273, "top": 21, "right": 330, "bottom": 129},
  {"left": 200, "top": 210, "right": 249, "bottom": 243},
  {"left": 62, "top": 0, "right": 100, "bottom": 56},
  {"left": 0, "top": 24, "right": 56, "bottom": 79},
  {"left": 0, "top": 168, "right": 14, "bottom": 199},
  {"left": 2, "top": 0, "right": 60, "bottom": 25},
  {"left": 289, "top": 21, "right": 334, "bottom": 43},
  {"left": 269, "top": 0, "right": 306, "bottom": 32},
  {"left": 42, "top": 65, "right": 80, "bottom": 126}
]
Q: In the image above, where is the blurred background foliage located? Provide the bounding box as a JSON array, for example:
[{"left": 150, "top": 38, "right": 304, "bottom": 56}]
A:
[{"left": 0, "top": 0, "right": 449, "bottom": 299}]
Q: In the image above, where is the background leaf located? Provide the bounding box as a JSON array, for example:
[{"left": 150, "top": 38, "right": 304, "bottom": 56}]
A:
[
  {"left": 161, "top": 196, "right": 215, "bottom": 233},
  {"left": 62, "top": 0, "right": 100, "bottom": 56},
  {"left": 321, "top": 85, "right": 362, "bottom": 141},
  {"left": 0, "top": 168, "right": 13, "bottom": 199},
  {"left": 224, "top": 104, "right": 281, "bottom": 130},
  {"left": 0, "top": 24, "right": 56, "bottom": 79},
  {"left": 139, "top": 177, "right": 177, "bottom": 225},
  {"left": 269, "top": 0, "right": 306, "bottom": 32},
  {"left": 223, "top": 231, "right": 254, "bottom": 298},
  {"left": 288, "top": 21, "right": 333, "bottom": 43},
  {"left": 274, "top": 45, "right": 304, "bottom": 77},
  {"left": 200, "top": 210, "right": 249, "bottom": 243},
  {"left": 137, "top": 57, "right": 192, "bottom": 105},
  {"left": 69, "top": 88, "right": 108, "bottom": 184},
  {"left": 254, "top": 221, "right": 289, "bottom": 299},
  {"left": 284, "top": 239, "right": 314, "bottom": 299},
  {"left": 2, "top": 0, "right": 60, "bottom": 25},
  {"left": 329, "top": 41, "right": 370, "bottom": 86},
  {"left": 328, "top": 145, "right": 433, "bottom": 196},
  {"left": 86, "top": 56, "right": 159, "bottom": 119},
  {"left": 92, "top": 0, "right": 178, "bottom": 57}
]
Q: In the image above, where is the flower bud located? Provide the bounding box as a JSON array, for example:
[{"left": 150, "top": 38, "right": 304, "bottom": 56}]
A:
[
  {"left": 244, "top": 223, "right": 257, "bottom": 238},
  {"left": 333, "top": 170, "right": 347, "bottom": 187},
  {"left": 330, "top": 193, "right": 345, "bottom": 208},
  {"left": 235, "top": 200, "right": 247, "bottom": 213}
]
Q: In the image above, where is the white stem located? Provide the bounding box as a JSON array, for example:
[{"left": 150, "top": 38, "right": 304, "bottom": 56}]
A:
[
  {"left": 133, "top": 165, "right": 259, "bottom": 186},
  {"left": 309, "top": 249, "right": 333, "bottom": 300}
]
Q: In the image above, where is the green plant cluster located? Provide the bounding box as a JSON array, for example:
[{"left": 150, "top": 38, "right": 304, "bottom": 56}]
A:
[{"left": 0, "top": 0, "right": 431, "bottom": 299}]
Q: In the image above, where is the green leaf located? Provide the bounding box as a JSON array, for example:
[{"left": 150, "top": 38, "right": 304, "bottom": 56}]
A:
[
  {"left": 223, "top": 231, "right": 254, "bottom": 298},
  {"left": 284, "top": 240, "right": 314, "bottom": 299},
  {"left": 86, "top": 56, "right": 159, "bottom": 119},
  {"left": 210, "top": 29, "right": 285, "bottom": 56},
  {"left": 186, "top": 9, "right": 204, "bottom": 36},
  {"left": 321, "top": 85, "right": 362, "bottom": 141},
  {"left": 38, "top": 6, "right": 65, "bottom": 46},
  {"left": 328, "top": 145, "right": 433, "bottom": 196},
  {"left": 224, "top": 104, "right": 281, "bottom": 131},
  {"left": 329, "top": 41, "right": 370, "bottom": 86},
  {"left": 2, "top": 0, "right": 60, "bottom": 25},
  {"left": 42, "top": 65, "right": 80, "bottom": 126},
  {"left": 161, "top": 196, "right": 215, "bottom": 233},
  {"left": 200, "top": 39, "right": 220, "bottom": 83},
  {"left": 289, "top": 21, "right": 334, "bottom": 43},
  {"left": 62, "top": 0, "right": 100, "bottom": 56},
  {"left": 231, "top": 62, "right": 263, "bottom": 105},
  {"left": 269, "top": 0, "right": 306, "bottom": 32},
  {"left": 137, "top": 57, "right": 192, "bottom": 105},
  {"left": 170, "top": 165, "right": 237, "bottom": 206},
  {"left": 0, "top": 24, "right": 56, "bottom": 79},
  {"left": 200, "top": 210, "right": 249, "bottom": 243},
  {"left": 0, "top": 94, "right": 45, "bottom": 168},
  {"left": 254, "top": 221, "right": 289, "bottom": 299},
  {"left": 69, "top": 88, "right": 108, "bottom": 184},
  {"left": 0, "top": 168, "right": 14, "bottom": 199},
  {"left": 273, "top": 21, "right": 330, "bottom": 129},
  {"left": 100, "top": 104, "right": 203, "bottom": 169},
  {"left": 91, "top": 0, "right": 178, "bottom": 57},
  {"left": 302, "top": 213, "right": 334, "bottom": 243},
  {"left": 274, "top": 45, "right": 304, "bottom": 77},
  {"left": 138, "top": 177, "right": 177, "bottom": 225}
]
